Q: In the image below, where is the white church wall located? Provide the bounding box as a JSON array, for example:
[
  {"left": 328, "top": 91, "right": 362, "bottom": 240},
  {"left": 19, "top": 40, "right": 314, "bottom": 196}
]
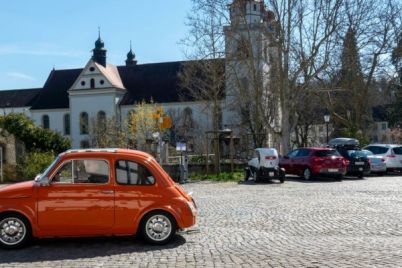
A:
[
  {"left": 31, "top": 109, "right": 70, "bottom": 136},
  {"left": 1, "top": 107, "right": 31, "bottom": 117},
  {"left": 69, "top": 93, "right": 117, "bottom": 148}
]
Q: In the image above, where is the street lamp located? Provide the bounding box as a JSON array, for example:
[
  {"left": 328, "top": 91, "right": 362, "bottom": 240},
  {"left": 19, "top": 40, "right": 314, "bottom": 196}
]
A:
[{"left": 324, "top": 112, "right": 331, "bottom": 144}]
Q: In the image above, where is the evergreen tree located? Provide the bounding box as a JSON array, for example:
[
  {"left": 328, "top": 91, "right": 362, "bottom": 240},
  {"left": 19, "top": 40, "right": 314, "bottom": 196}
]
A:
[{"left": 334, "top": 27, "right": 370, "bottom": 137}]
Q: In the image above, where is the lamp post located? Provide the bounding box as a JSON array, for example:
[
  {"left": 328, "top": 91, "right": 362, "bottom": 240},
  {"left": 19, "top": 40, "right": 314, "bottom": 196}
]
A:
[
  {"left": 324, "top": 112, "right": 331, "bottom": 144},
  {"left": 152, "top": 132, "right": 162, "bottom": 163},
  {"left": 220, "top": 128, "right": 234, "bottom": 174}
]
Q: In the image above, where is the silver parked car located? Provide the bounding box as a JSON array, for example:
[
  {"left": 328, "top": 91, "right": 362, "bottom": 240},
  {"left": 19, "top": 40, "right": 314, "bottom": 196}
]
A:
[
  {"left": 363, "top": 144, "right": 402, "bottom": 172},
  {"left": 361, "top": 150, "right": 387, "bottom": 174}
]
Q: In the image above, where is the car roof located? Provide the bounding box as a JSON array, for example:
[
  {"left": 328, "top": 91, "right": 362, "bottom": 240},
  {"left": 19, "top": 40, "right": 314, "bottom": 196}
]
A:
[
  {"left": 298, "top": 147, "right": 335, "bottom": 151},
  {"left": 365, "top": 144, "right": 401, "bottom": 148},
  {"left": 255, "top": 148, "right": 278, "bottom": 154},
  {"left": 60, "top": 148, "right": 153, "bottom": 159}
]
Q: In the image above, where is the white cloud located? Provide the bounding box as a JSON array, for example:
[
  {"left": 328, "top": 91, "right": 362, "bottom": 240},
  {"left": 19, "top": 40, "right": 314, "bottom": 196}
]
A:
[{"left": 6, "top": 72, "right": 35, "bottom": 81}]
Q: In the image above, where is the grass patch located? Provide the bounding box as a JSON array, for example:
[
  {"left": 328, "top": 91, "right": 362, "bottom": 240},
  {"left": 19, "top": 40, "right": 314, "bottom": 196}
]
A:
[{"left": 189, "top": 171, "right": 244, "bottom": 182}]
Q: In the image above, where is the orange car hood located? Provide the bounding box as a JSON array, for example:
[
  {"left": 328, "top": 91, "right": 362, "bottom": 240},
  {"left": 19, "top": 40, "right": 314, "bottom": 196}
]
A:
[{"left": 0, "top": 181, "right": 34, "bottom": 199}]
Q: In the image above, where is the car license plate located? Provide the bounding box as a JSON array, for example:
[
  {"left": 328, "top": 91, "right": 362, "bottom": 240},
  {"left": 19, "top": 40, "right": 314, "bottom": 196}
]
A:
[
  {"left": 358, "top": 167, "right": 363, "bottom": 171},
  {"left": 328, "top": 168, "right": 338, "bottom": 172},
  {"left": 355, "top": 162, "right": 364, "bottom": 165},
  {"left": 269, "top": 172, "right": 274, "bottom": 177}
]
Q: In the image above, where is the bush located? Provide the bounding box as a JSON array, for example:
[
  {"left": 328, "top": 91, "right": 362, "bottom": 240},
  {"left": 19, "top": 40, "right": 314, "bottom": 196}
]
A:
[
  {"left": 19, "top": 151, "right": 55, "bottom": 180},
  {"left": 189, "top": 171, "right": 244, "bottom": 182},
  {"left": 2, "top": 164, "right": 18, "bottom": 182},
  {"left": 0, "top": 113, "right": 70, "bottom": 153}
]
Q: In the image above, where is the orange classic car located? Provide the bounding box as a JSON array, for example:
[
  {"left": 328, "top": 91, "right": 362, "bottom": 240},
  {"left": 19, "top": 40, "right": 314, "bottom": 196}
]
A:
[{"left": 0, "top": 149, "right": 197, "bottom": 249}]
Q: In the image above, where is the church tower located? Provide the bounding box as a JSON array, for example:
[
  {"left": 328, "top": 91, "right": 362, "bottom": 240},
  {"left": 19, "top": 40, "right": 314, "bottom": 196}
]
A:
[
  {"left": 224, "top": 0, "right": 281, "bottom": 148},
  {"left": 125, "top": 41, "right": 137, "bottom": 66},
  {"left": 92, "top": 30, "right": 107, "bottom": 67}
]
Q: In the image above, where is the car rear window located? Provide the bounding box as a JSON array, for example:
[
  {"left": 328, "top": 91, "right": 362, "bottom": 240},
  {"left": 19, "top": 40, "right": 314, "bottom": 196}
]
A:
[
  {"left": 365, "top": 146, "right": 388, "bottom": 154},
  {"left": 347, "top": 150, "right": 366, "bottom": 158},
  {"left": 115, "top": 160, "right": 155, "bottom": 185},
  {"left": 314, "top": 150, "right": 340, "bottom": 157},
  {"left": 393, "top": 147, "right": 402, "bottom": 155}
]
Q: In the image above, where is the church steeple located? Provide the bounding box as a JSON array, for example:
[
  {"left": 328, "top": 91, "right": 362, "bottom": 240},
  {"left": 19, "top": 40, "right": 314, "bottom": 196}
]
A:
[
  {"left": 125, "top": 41, "right": 137, "bottom": 66},
  {"left": 92, "top": 28, "right": 107, "bottom": 67}
]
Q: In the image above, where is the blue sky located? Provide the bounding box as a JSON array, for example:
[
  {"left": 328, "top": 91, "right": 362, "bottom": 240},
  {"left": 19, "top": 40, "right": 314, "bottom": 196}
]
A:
[{"left": 0, "top": 0, "right": 192, "bottom": 90}]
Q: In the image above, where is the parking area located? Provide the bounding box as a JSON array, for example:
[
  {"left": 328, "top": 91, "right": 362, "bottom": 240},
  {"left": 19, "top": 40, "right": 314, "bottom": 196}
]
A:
[{"left": 1, "top": 175, "right": 402, "bottom": 267}]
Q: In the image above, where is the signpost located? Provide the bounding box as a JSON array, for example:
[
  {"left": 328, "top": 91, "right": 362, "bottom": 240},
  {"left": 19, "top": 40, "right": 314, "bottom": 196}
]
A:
[{"left": 176, "top": 142, "right": 188, "bottom": 184}]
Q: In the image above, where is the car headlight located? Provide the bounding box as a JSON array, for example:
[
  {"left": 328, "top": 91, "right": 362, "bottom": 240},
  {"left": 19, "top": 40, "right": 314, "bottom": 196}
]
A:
[{"left": 186, "top": 201, "right": 198, "bottom": 216}]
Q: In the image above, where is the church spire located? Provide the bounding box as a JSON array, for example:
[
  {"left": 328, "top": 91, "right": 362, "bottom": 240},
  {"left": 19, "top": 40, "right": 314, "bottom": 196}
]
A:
[
  {"left": 92, "top": 27, "right": 107, "bottom": 66},
  {"left": 125, "top": 41, "right": 137, "bottom": 66}
]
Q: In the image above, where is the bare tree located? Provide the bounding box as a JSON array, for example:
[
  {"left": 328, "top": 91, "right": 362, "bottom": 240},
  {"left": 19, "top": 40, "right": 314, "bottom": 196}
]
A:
[
  {"left": 179, "top": 0, "right": 228, "bottom": 173},
  {"left": 90, "top": 116, "right": 127, "bottom": 148}
]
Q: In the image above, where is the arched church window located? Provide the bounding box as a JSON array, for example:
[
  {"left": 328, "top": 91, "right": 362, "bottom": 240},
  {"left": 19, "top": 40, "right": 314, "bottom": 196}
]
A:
[
  {"left": 64, "top": 114, "right": 70, "bottom": 135},
  {"left": 80, "top": 112, "right": 89, "bottom": 134},
  {"left": 90, "top": 78, "right": 95, "bottom": 89},
  {"left": 42, "top": 115, "right": 50, "bottom": 129},
  {"left": 97, "top": 111, "right": 107, "bottom": 131}
]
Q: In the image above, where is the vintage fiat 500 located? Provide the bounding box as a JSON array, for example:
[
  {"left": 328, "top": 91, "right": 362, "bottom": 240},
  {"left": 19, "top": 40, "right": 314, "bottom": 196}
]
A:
[{"left": 0, "top": 149, "right": 197, "bottom": 249}]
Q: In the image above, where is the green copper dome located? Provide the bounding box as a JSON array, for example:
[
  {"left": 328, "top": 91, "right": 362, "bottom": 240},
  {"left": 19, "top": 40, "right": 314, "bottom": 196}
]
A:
[
  {"left": 127, "top": 48, "right": 135, "bottom": 60},
  {"left": 95, "top": 36, "right": 104, "bottom": 49}
]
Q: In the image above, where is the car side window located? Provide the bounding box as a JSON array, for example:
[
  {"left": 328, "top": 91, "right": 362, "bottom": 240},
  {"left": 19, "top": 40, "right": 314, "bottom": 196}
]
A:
[
  {"left": 115, "top": 160, "right": 155, "bottom": 185},
  {"left": 287, "top": 150, "right": 299, "bottom": 158},
  {"left": 52, "top": 159, "right": 109, "bottom": 184},
  {"left": 296, "top": 149, "right": 310, "bottom": 157}
]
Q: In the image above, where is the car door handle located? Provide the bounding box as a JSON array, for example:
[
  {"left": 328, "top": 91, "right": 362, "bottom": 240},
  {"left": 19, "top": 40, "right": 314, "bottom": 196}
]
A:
[{"left": 101, "top": 190, "right": 114, "bottom": 194}]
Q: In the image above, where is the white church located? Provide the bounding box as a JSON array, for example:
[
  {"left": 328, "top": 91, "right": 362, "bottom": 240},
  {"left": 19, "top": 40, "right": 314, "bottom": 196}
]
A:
[{"left": 0, "top": 0, "right": 279, "bottom": 150}]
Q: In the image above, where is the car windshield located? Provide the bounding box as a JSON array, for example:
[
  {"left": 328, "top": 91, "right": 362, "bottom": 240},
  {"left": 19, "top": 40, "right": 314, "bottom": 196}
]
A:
[
  {"left": 361, "top": 150, "right": 374, "bottom": 156},
  {"left": 36, "top": 156, "right": 60, "bottom": 181},
  {"left": 314, "top": 150, "right": 340, "bottom": 157},
  {"left": 347, "top": 150, "right": 366, "bottom": 158}
]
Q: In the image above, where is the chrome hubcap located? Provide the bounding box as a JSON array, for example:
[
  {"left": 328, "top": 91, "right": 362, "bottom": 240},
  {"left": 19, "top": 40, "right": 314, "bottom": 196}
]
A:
[
  {"left": 304, "top": 169, "right": 311, "bottom": 180},
  {"left": 0, "top": 218, "right": 26, "bottom": 246},
  {"left": 145, "top": 215, "right": 172, "bottom": 241}
]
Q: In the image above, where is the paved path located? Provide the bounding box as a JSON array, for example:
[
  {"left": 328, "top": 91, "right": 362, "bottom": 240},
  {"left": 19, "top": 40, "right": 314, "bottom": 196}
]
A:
[{"left": 1, "top": 176, "right": 402, "bottom": 267}]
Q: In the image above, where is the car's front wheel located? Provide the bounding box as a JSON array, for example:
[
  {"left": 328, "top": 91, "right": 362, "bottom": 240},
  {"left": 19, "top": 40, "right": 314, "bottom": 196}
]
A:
[
  {"left": 141, "top": 211, "right": 176, "bottom": 245},
  {"left": 0, "top": 213, "right": 31, "bottom": 249},
  {"left": 303, "top": 168, "right": 312, "bottom": 180}
]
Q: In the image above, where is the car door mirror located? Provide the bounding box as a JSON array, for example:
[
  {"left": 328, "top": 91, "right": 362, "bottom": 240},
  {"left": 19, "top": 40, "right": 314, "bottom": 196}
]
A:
[
  {"left": 39, "top": 177, "right": 50, "bottom": 187},
  {"left": 283, "top": 155, "right": 289, "bottom": 159}
]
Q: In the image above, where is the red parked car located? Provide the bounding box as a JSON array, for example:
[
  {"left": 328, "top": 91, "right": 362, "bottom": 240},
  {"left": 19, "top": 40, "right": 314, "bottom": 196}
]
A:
[{"left": 279, "top": 147, "right": 347, "bottom": 180}]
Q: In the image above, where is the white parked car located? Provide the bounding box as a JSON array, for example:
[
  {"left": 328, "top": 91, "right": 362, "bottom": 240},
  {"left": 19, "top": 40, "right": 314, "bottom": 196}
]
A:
[
  {"left": 361, "top": 150, "right": 387, "bottom": 174},
  {"left": 363, "top": 144, "right": 402, "bottom": 172},
  {"left": 245, "top": 148, "right": 285, "bottom": 183}
]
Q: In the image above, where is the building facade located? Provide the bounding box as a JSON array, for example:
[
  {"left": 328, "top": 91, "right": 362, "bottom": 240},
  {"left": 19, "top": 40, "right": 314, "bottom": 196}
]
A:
[{"left": 0, "top": 0, "right": 281, "bottom": 150}]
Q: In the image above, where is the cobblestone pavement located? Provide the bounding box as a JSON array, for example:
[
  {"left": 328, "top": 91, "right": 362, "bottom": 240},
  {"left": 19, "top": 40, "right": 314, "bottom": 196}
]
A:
[{"left": 1, "top": 175, "right": 402, "bottom": 267}]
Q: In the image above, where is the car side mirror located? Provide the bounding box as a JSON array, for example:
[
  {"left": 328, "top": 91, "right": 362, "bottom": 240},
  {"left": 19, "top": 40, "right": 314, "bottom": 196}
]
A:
[
  {"left": 39, "top": 177, "right": 50, "bottom": 187},
  {"left": 283, "top": 156, "right": 289, "bottom": 159}
]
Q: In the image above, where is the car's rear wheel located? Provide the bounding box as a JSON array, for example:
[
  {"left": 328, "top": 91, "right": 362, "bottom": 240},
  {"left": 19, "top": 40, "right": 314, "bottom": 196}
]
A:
[
  {"left": 244, "top": 168, "right": 251, "bottom": 181},
  {"left": 141, "top": 211, "right": 176, "bottom": 245},
  {"left": 0, "top": 213, "right": 31, "bottom": 249},
  {"left": 253, "top": 170, "right": 260, "bottom": 182},
  {"left": 303, "top": 168, "right": 312, "bottom": 180},
  {"left": 335, "top": 174, "right": 343, "bottom": 181}
]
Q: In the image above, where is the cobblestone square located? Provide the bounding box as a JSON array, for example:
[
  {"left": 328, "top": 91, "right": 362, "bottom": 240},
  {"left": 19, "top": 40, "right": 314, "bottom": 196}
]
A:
[{"left": 1, "top": 175, "right": 402, "bottom": 267}]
